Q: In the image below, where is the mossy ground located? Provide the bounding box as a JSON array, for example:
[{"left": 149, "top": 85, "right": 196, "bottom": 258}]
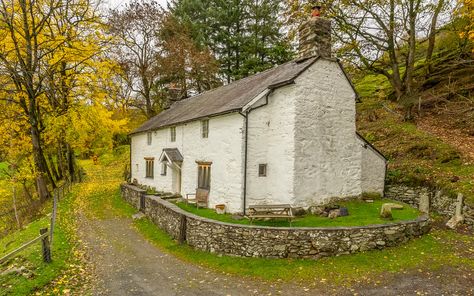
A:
[
  {"left": 355, "top": 75, "right": 474, "bottom": 206},
  {"left": 174, "top": 199, "right": 420, "bottom": 227}
]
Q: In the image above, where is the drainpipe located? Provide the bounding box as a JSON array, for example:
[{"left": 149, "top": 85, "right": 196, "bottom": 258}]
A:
[
  {"left": 240, "top": 89, "right": 273, "bottom": 216},
  {"left": 242, "top": 111, "right": 249, "bottom": 215}
]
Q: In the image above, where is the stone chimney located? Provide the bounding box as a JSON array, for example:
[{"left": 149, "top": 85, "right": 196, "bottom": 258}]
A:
[{"left": 298, "top": 5, "right": 332, "bottom": 58}]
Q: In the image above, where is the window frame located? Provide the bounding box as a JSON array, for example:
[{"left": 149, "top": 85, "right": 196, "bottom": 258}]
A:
[
  {"left": 201, "top": 119, "right": 209, "bottom": 139},
  {"left": 258, "top": 164, "right": 267, "bottom": 177},
  {"left": 145, "top": 158, "right": 154, "bottom": 178},
  {"left": 170, "top": 126, "right": 176, "bottom": 142},
  {"left": 196, "top": 161, "right": 212, "bottom": 189}
]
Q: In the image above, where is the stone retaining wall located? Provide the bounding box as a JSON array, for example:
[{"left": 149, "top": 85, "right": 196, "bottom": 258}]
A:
[
  {"left": 122, "top": 184, "right": 430, "bottom": 259},
  {"left": 385, "top": 185, "right": 474, "bottom": 226}
]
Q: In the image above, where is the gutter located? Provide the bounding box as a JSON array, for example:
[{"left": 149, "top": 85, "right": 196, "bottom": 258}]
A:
[{"left": 239, "top": 89, "right": 274, "bottom": 216}]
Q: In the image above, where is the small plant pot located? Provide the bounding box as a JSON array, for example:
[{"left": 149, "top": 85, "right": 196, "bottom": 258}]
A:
[{"left": 215, "top": 204, "right": 226, "bottom": 214}]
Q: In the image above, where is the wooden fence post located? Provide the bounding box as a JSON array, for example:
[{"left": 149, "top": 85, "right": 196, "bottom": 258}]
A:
[
  {"left": 40, "top": 228, "right": 52, "bottom": 263},
  {"left": 178, "top": 215, "right": 187, "bottom": 245},
  {"left": 50, "top": 192, "right": 58, "bottom": 245}
]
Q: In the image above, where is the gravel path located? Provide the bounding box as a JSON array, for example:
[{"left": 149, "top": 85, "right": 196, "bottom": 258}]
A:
[
  {"left": 78, "top": 215, "right": 474, "bottom": 296},
  {"left": 79, "top": 217, "right": 328, "bottom": 296}
]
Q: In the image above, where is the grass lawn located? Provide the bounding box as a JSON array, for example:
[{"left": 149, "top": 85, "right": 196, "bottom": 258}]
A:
[
  {"left": 0, "top": 197, "right": 75, "bottom": 296},
  {"left": 62, "top": 154, "right": 474, "bottom": 287},
  {"left": 174, "top": 199, "right": 420, "bottom": 227}
]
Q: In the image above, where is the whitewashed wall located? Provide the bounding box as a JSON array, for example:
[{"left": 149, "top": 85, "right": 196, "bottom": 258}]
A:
[
  {"left": 293, "top": 59, "right": 362, "bottom": 206},
  {"left": 358, "top": 137, "right": 386, "bottom": 195},
  {"left": 246, "top": 86, "right": 297, "bottom": 206},
  {"left": 131, "top": 113, "right": 245, "bottom": 213}
]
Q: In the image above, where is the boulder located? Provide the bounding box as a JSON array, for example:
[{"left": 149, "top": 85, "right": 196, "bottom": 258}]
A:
[
  {"left": 292, "top": 207, "right": 306, "bottom": 216},
  {"left": 308, "top": 206, "right": 324, "bottom": 216},
  {"left": 328, "top": 209, "right": 341, "bottom": 219},
  {"left": 339, "top": 207, "right": 349, "bottom": 217},
  {"left": 380, "top": 204, "right": 394, "bottom": 219}
]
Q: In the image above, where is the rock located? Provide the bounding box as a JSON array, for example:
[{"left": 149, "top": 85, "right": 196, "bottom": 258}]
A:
[
  {"left": 132, "top": 212, "right": 145, "bottom": 220},
  {"left": 419, "top": 192, "right": 430, "bottom": 214},
  {"left": 1, "top": 266, "right": 27, "bottom": 276},
  {"left": 384, "top": 203, "right": 404, "bottom": 210},
  {"left": 380, "top": 204, "right": 393, "bottom": 219},
  {"left": 446, "top": 193, "right": 464, "bottom": 229},
  {"left": 446, "top": 215, "right": 464, "bottom": 229},
  {"left": 308, "top": 206, "right": 324, "bottom": 216},
  {"left": 324, "top": 204, "right": 340, "bottom": 212},
  {"left": 292, "top": 207, "right": 306, "bottom": 216},
  {"left": 328, "top": 209, "right": 341, "bottom": 219},
  {"left": 339, "top": 207, "right": 349, "bottom": 217}
]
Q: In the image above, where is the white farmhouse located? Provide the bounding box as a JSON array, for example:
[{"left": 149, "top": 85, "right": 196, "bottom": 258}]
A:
[{"left": 129, "top": 14, "right": 387, "bottom": 214}]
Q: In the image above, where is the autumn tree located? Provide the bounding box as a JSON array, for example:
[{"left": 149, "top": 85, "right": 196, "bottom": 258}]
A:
[
  {"left": 286, "top": 0, "right": 453, "bottom": 116},
  {"left": 0, "top": 0, "right": 125, "bottom": 200},
  {"left": 157, "top": 15, "right": 220, "bottom": 102},
  {"left": 108, "top": 0, "right": 164, "bottom": 118}
]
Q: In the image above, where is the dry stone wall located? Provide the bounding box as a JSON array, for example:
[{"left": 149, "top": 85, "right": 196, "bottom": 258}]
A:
[
  {"left": 122, "top": 184, "right": 430, "bottom": 259},
  {"left": 385, "top": 185, "right": 474, "bottom": 226}
]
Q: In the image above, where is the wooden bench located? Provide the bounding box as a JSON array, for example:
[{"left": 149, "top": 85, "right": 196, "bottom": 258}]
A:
[
  {"left": 185, "top": 188, "right": 209, "bottom": 209},
  {"left": 247, "top": 204, "right": 294, "bottom": 226}
]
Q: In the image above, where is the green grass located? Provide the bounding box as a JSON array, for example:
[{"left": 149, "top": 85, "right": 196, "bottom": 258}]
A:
[
  {"left": 65, "top": 156, "right": 474, "bottom": 286},
  {"left": 0, "top": 194, "right": 75, "bottom": 296},
  {"left": 0, "top": 162, "right": 8, "bottom": 179},
  {"left": 133, "top": 215, "right": 474, "bottom": 283},
  {"left": 174, "top": 199, "right": 420, "bottom": 227}
]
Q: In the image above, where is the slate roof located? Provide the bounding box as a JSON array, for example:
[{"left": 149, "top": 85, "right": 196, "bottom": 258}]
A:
[
  {"left": 131, "top": 56, "right": 322, "bottom": 135},
  {"left": 161, "top": 148, "right": 184, "bottom": 163}
]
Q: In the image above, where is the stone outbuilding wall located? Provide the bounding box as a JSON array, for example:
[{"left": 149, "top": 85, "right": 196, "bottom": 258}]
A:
[
  {"left": 122, "top": 184, "right": 430, "bottom": 259},
  {"left": 385, "top": 185, "right": 474, "bottom": 226}
]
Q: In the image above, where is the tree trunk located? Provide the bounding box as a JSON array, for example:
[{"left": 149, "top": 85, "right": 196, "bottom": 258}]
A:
[
  {"left": 425, "top": 0, "right": 444, "bottom": 76},
  {"left": 31, "top": 124, "right": 50, "bottom": 202},
  {"left": 47, "top": 153, "right": 60, "bottom": 182}
]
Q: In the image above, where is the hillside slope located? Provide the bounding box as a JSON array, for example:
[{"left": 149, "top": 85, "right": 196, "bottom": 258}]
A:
[{"left": 355, "top": 45, "right": 474, "bottom": 205}]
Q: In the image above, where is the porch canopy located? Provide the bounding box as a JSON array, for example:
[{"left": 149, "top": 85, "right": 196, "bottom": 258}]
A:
[{"left": 159, "top": 148, "right": 184, "bottom": 169}]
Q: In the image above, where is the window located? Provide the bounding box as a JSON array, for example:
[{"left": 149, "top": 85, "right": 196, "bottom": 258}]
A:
[
  {"left": 170, "top": 126, "right": 176, "bottom": 142},
  {"left": 201, "top": 119, "right": 209, "bottom": 138},
  {"left": 197, "top": 162, "right": 211, "bottom": 189},
  {"left": 147, "top": 132, "right": 152, "bottom": 145},
  {"left": 258, "top": 164, "right": 267, "bottom": 177},
  {"left": 161, "top": 162, "right": 167, "bottom": 176},
  {"left": 145, "top": 158, "right": 154, "bottom": 178}
]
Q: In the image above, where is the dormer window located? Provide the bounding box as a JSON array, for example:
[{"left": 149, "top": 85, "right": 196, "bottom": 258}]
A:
[{"left": 201, "top": 119, "right": 209, "bottom": 138}]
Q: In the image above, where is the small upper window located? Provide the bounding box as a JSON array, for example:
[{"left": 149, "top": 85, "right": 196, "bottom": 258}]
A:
[
  {"left": 258, "top": 164, "right": 267, "bottom": 177},
  {"left": 201, "top": 119, "right": 209, "bottom": 138},
  {"left": 170, "top": 126, "right": 176, "bottom": 142},
  {"left": 147, "top": 132, "right": 152, "bottom": 145}
]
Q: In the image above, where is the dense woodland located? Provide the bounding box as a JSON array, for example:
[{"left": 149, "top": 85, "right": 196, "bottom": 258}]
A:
[{"left": 0, "top": 0, "right": 472, "bottom": 234}]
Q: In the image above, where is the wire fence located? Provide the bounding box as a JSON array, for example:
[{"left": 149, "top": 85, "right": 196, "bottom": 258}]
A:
[{"left": 0, "top": 180, "right": 73, "bottom": 266}]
